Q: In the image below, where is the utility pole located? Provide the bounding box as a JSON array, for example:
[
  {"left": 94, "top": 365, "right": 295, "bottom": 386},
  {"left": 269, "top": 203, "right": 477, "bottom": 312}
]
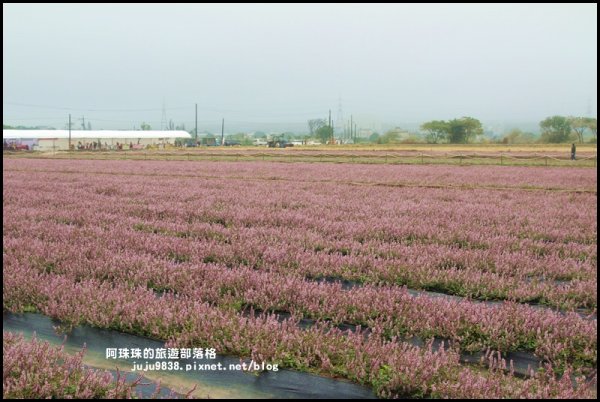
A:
[
  {"left": 336, "top": 96, "right": 344, "bottom": 139},
  {"left": 347, "top": 119, "right": 350, "bottom": 140},
  {"left": 195, "top": 103, "right": 198, "bottom": 142},
  {"left": 68, "top": 114, "right": 72, "bottom": 150},
  {"left": 331, "top": 121, "right": 334, "bottom": 144},
  {"left": 221, "top": 118, "right": 225, "bottom": 146},
  {"left": 328, "top": 109, "right": 332, "bottom": 144}
]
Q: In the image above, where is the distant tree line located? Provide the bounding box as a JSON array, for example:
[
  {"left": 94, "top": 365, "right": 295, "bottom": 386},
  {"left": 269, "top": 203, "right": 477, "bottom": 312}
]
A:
[
  {"left": 3, "top": 124, "right": 56, "bottom": 130},
  {"left": 307, "top": 118, "right": 333, "bottom": 144},
  {"left": 420, "top": 117, "right": 484, "bottom": 144},
  {"left": 5, "top": 113, "right": 596, "bottom": 146},
  {"left": 538, "top": 116, "right": 596, "bottom": 144},
  {"left": 418, "top": 115, "right": 597, "bottom": 144}
]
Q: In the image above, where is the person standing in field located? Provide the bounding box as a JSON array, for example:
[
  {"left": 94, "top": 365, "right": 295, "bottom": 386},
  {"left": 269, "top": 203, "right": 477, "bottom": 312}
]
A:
[{"left": 571, "top": 143, "right": 576, "bottom": 160}]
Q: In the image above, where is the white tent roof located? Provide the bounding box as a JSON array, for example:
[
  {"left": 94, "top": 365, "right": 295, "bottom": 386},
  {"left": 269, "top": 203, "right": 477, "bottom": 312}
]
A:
[{"left": 3, "top": 130, "right": 191, "bottom": 139}]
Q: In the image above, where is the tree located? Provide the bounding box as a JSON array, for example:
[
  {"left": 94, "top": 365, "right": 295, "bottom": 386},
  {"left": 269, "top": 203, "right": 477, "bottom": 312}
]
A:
[
  {"left": 369, "top": 132, "right": 380, "bottom": 143},
  {"left": 308, "top": 119, "right": 326, "bottom": 136},
  {"left": 587, "top": 118, "right": 597, "bottom": 143},
  {"left": 446, "top": 117, "right": 483, "bottom": 143},
  {"left": 315, "top": 125, "right": 333, "bottom": 144},
  {"left": 140, "top": 122, "right": 151, "bottom": 131},
  {"left": 540, "top": 116, "right": 572, "bottom": 143},
  {"left": 420, "top": 120, "right": 449, "bottom": 144},
  {"left": 253, "top": 131, "right": 266, "bottom": 138},
  {"left": 379, "top": 130, "right": 401, "bottom": 144},
  {"left": 461, "top": 117, "right": 483, "bottom": 143},
  {"left": 569, "top": 117, "right": 586, "bottom": 143},
  {"left": 569, "top": 116, "right": 596, "bottom": 144}
]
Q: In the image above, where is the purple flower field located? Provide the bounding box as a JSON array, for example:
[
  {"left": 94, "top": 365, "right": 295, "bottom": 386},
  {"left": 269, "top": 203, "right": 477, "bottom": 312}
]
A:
[
  {"left": 3, "top": 158, "right": 597, "bottom": 398},
  {"left": 2, "top": 332, "right": 180, "bottom": 399}
]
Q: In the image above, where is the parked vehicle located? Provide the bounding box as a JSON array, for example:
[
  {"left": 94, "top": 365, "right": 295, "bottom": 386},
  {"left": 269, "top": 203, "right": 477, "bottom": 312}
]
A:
[
  {"left": 201, "top": 137, "right": 217, "bottom": 146},
  {"left": 267, "top": 135, "right": 294, "bottom": 148},
  {"left": 3, "top": 140, "right": 29, "bottom": 151}
]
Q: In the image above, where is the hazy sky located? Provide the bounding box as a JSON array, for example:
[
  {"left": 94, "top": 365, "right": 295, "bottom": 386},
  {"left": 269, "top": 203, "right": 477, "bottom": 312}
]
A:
[{"left": 3, "top": 3, "right": 597, "bottom": 132}]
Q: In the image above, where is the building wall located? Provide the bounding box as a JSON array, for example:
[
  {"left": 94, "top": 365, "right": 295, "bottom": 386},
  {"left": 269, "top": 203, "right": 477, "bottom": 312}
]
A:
[{"left": 36, "top": 137, "right": 178, "bottom": 151}]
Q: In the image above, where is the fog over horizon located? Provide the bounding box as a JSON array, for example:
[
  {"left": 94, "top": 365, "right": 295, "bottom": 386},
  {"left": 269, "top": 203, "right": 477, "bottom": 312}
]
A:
[{"left": 3, "top": 4, "right": 597, "bottom": 134}]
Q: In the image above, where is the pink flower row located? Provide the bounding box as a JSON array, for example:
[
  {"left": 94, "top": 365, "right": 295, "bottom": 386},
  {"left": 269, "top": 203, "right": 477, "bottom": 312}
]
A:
[
  {"left": 4, "top": 165, "right": 596, "bottom": 309},
  {"left": 3, "top": 262, "right": 596, "bottom": 399},
  {"left": 2, "top": 331, "right": 175, "bottom": 399},
  {"left": 5, "top": 158, "right": 597, "bottom": 190},
  {"left": 4, "top": 237, "right": 596, "bottom": 369}
]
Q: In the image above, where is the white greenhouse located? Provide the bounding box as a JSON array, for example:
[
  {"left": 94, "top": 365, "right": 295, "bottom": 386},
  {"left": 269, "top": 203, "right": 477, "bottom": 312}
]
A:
[{"left": 3, "top": 130, "right": 191, "bottom": 151}]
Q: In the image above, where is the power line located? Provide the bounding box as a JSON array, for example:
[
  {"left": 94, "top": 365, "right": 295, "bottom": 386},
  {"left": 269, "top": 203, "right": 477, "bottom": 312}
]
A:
[
  {"left": 4, "top": 102, "right": 189, "bottom": 112},
  {"left": 3, "top": 117, "right": 62, "bottom": 120},
  {"left": 3, "top": 117, "right": 165, "bottom": 124},
  {"left": 336, "top": 96, "right": 344, "bottom": 136},
  {"left": 161, "top": 99, "right": 168, "bottom": 130},
  {"left": 3, "top": 116, "right": 314, "bottom": 125},
  {"left": 5, "top": 102, "right": 334, "bottom": 116}
]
